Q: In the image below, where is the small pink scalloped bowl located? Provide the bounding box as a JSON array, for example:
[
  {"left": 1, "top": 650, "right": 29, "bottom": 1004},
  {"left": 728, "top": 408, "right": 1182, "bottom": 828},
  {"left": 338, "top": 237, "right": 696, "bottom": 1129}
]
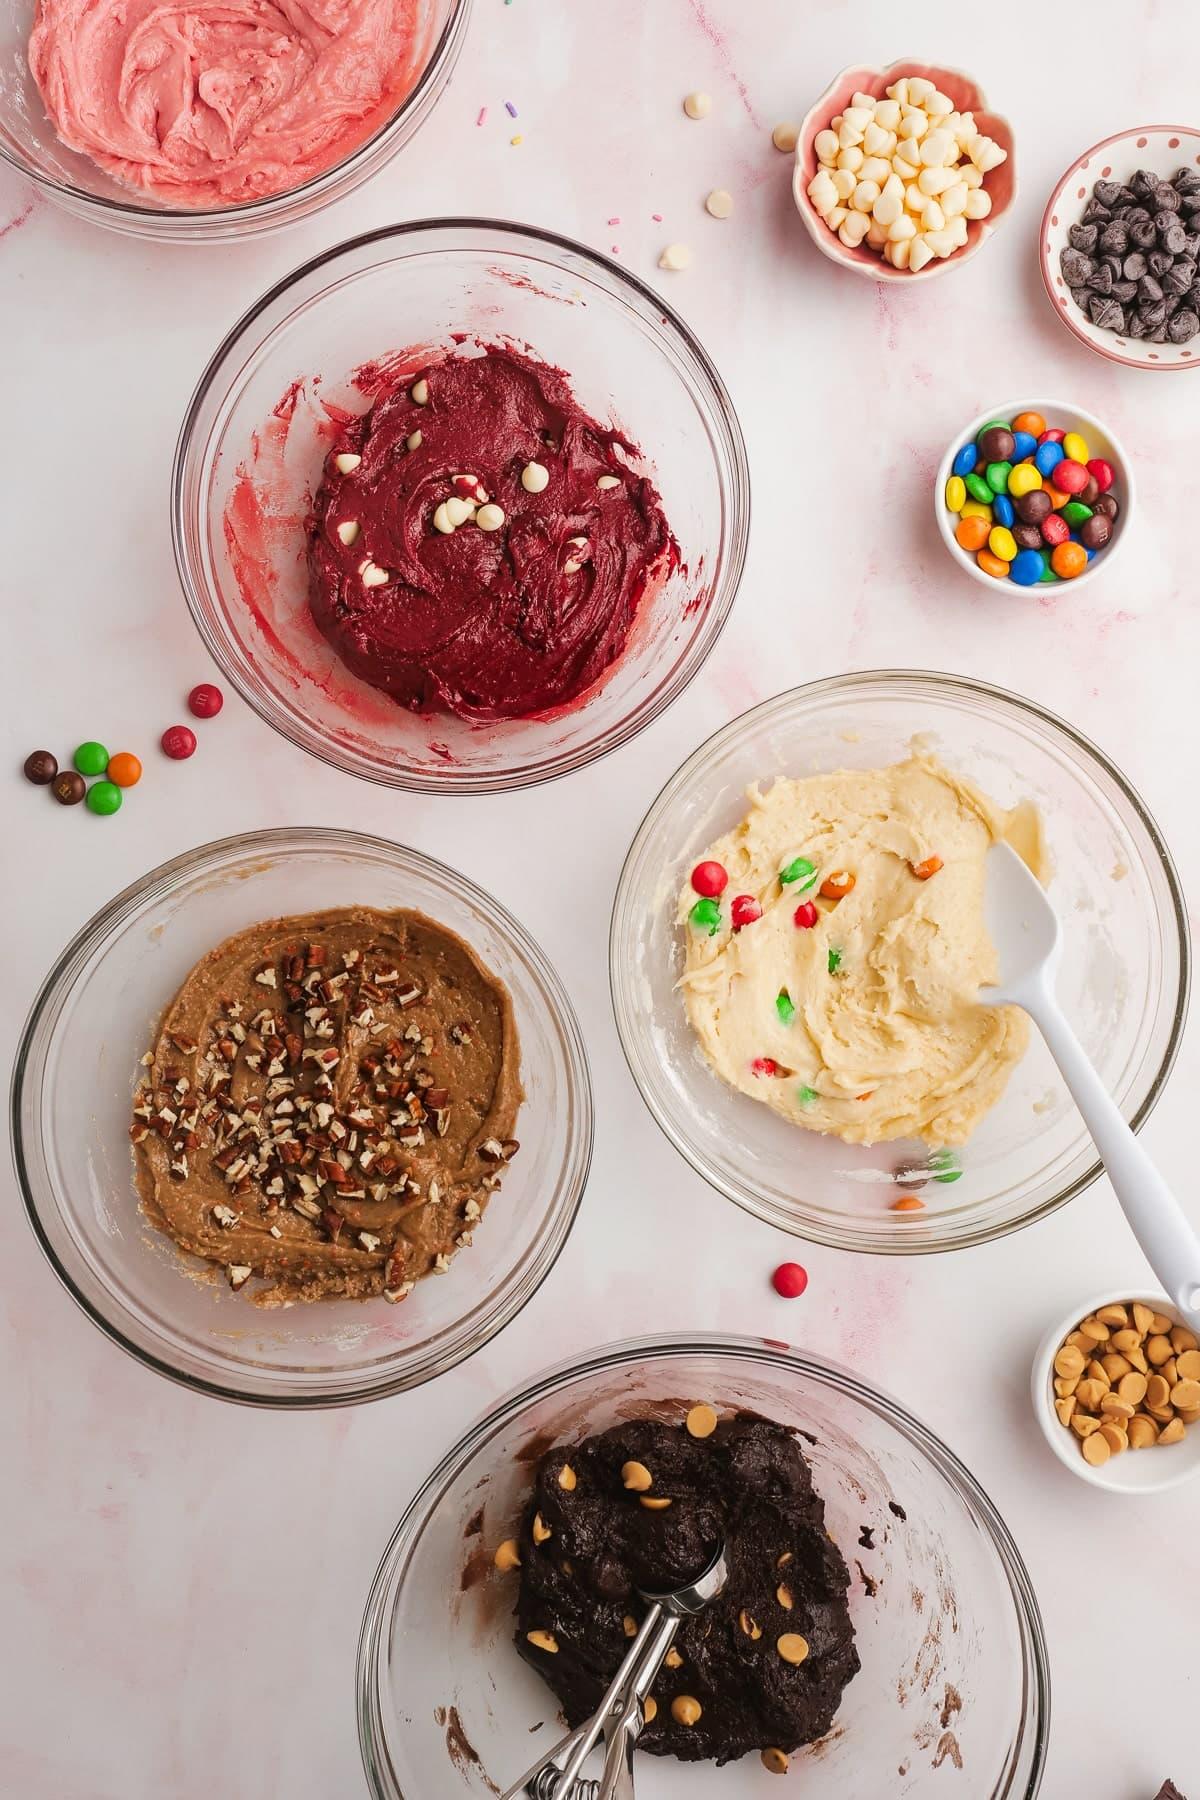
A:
[
  {"left": 1040, "top": 125, "right": 1200, "bottom": 370},
  {"left": 792, "top": 60, "right": 1016, "bottom": 282}
]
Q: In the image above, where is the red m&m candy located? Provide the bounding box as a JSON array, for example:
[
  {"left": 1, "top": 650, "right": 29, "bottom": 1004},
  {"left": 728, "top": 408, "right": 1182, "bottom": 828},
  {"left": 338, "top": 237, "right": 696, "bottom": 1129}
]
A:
[
  {"left": 161, "top": 725, "right": 197, "bottom": 760},
  {"left": 691, "top": 860, "right": 728, "bottom": 898},
  {"left": 188, "top": 683, "right": 224, "bottom": 719},
  {"left": 793, "top": 900, "right": 819, "bottom": 929},
  {"left": 751, "top": 1057, "right": 778, "bottom": 1078},
  {"left": 772, "top": 1262, "right": 809, "bottom": 1299},
  {"left": 1054, "top": 459, "right": 1089, "bottom": 495},
  {"left": 1085, "top": 458, "right": 1114, "bottom": 493},
  {"left": 731, "top": 894, "right": 762, "bottom": 930},
  {"left": 1040, "top": 513, "right": 1069, "bottom": 547}
]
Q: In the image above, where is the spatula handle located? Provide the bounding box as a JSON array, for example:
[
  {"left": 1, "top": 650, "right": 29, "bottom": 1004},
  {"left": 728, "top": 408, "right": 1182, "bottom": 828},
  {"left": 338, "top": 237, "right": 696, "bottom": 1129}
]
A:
[{"left": 1031, "top": 988, "right": 1200, "bottom": 1329}]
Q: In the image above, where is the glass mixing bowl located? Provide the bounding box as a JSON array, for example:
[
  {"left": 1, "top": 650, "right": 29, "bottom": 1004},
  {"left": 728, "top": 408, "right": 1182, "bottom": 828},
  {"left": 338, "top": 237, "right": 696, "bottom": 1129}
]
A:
[
  {"left": 0, "top": 0, "right": 468, "bottom": 240},
  {"left": 10, "top": 829, "right": 592, "bottom": 1405},
  {"left": 172, "top": 219, "right": 750, "bottom": 792},
  {"left": 610, "top": 672, "right": 1188, "bottom": 1254},
  {"left": 358, "top": 1334, "right": 1049, "bottom": 1798}
]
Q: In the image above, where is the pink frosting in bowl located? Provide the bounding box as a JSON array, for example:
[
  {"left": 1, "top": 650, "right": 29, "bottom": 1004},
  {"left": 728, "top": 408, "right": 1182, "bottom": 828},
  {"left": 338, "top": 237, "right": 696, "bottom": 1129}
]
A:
[{"left": 28, "top": 0, "right": 432, "bottom": 207}]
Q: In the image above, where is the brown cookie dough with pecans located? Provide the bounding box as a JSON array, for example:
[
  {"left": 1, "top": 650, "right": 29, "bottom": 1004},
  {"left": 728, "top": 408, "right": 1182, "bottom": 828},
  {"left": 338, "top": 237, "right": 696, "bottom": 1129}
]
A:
[{"left": 130, "top": 907, "right": 520, "bottom": 1307}]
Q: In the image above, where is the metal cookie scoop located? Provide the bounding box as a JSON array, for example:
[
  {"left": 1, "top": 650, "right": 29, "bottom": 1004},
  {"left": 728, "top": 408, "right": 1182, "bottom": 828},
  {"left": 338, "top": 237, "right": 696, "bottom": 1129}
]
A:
[{"left": 502, "top": 1543, "right": 728, "bottom": 1800}]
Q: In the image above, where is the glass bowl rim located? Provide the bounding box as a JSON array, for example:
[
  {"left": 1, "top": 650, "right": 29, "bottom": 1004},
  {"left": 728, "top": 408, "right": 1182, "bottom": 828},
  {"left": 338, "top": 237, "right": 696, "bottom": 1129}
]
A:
[
  {"left": 609, "top": 667, "right": 1191, "bottom": 1254},
  {"left": 356, "top": 1329, "right": 1051, "bottom": 1800},
  {"left": 0, "top": 0, "right": 471, "bottom": 229},
  {"left": 170, "top": 215, "right": 751, "bottom": 794},
  {"left": 10, "top": 824, "right": 594, "bottom": 1408}
]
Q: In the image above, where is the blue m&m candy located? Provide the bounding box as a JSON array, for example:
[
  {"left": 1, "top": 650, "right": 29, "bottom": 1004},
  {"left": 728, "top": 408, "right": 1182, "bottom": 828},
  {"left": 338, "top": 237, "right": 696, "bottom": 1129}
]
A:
[
  {"left": 1008, "top": 548, "right": 1046, "bottom": 587},
  {"left": 1034, "top": 439, "right": 1065, "bottom": 479},
  {"left": 992, "top": 493, "right": 1014, "bottom": 529},
  {"left": 1011, "top": 430, "right": 1037, "bottom": 462},
  {"left": 952, "top": 442, "right": 978, "bottom": 479}
]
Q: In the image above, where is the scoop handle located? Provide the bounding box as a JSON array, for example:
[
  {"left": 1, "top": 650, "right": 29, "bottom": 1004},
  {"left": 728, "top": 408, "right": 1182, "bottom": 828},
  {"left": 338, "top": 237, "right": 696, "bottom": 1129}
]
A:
[{"left": 1026, "top": 983, "right": 1200, "bottom": 1329}]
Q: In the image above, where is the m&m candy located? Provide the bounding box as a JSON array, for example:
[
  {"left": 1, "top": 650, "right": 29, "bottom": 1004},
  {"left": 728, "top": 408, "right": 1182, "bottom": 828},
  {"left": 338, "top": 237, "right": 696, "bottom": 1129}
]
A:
[
  {"left": 691, "top": 860, "right": 728, "bottom": 897},
  {"left": 944, "top": 412, "right": 1121, "bottom": 586},
  {"left": 772, "top": 1262, "right": 809, "bottom": 1299}
]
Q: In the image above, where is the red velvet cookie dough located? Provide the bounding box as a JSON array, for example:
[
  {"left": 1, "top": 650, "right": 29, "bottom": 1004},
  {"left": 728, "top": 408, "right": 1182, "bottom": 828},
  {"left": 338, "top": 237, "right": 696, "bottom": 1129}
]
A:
[{"left": 307, "top": 346, "right": 677, "bottom": 722}]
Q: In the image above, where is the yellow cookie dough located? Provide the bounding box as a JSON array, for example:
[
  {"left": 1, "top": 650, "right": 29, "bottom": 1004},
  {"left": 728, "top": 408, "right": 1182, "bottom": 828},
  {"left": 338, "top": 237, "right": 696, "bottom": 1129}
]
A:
[{"left": 677, "top": 757, "right": 1041, "bottom": 1147}]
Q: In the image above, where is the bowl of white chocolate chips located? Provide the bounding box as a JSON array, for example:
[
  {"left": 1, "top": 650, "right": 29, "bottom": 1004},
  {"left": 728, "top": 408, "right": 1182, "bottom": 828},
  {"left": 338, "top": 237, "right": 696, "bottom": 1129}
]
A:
[{"left": 793, "top": 61, "right": 1015, "bottom": 279}]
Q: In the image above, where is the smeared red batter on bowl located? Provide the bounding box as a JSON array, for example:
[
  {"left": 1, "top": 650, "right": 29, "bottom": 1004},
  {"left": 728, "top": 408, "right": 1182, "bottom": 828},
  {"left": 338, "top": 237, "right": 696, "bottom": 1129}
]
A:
[{"left": 307, "top": 346, "right": 677, "bottom": 722}]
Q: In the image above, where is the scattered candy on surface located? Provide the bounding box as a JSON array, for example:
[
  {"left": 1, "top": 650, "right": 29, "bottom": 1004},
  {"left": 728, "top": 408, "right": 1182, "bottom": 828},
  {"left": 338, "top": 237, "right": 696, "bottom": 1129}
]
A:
[
  {"left": 187, "top": 682, "right": 224, "bottom": 718},
  {"left": 772, "top": 121, "right": 799, "bottom": 154},
  {"left": 944, "top": 411, "right": 1121, "bottom": 584},
  {"left": 772, "top": 1262, "right": 809, "bottom": 1299},
  {"left": 85, "top": 779, "right": 122, "bottom": 816},
  {"left": 161, "top": 724, "right": 197, "bottom": 760},
  {"left": 705, "top": 188, "right": 734, "bottom": 220},
  {"left": 106, "top": 751, "right": 142, "bottom": 787},
  {"left": 805, "top": 77, "right": 1007, "bottom": 271},
  {"left": 658, "top": 242, "right": 692, "bottom": 271},
  {"left": 52, "top": 770, "right": 86, "bottom": 805},
  {"left": 73, "top": 740, "right": 109, "bottom": 776},
  {"left": 23, "top": 750, "right": 57, "bottom": 784},
  {"left": 683, "top": 90, "right": 711, "bottom": 120},
  {"left": 1061, "top": 167, "right": 1200, "bottom": 343}
]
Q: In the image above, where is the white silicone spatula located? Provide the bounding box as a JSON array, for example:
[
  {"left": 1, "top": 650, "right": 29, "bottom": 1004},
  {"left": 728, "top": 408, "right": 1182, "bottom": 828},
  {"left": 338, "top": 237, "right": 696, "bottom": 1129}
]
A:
[{"left": 982, "top": 842, "right": 1200, "bottom": 1329}]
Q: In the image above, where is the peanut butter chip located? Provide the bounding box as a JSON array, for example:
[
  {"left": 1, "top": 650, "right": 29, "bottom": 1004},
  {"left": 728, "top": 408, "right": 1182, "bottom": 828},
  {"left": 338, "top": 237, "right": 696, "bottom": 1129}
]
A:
[
  {"left": 526, "top": 1630, "right": 558, "bottom": 1654},
  {"left": 777, "top": 1633, "right": 809, "bottom": 1665},
  {"left": 1147, "top": 1335, "right": 1173, "bottom": 1365},
  {"left": 558, "top": 1464, "right": 577, "bottom": 1492},
  {"left": 532, "top": 1513, "right": 552, "bottom": 1545},
  {"left": 1159, "top": 1418, "right": 1186, "bottom": 1445},
  {"left": 671, "top": 1697, "right": 702, "bottom": 1727},
  {"left": 1096, "top": 1303, "right": 1129, "bottom": 1327},
  {"left": 1071, "top": 1413, "right": 1102, "bottom": 1438},
  {"left": 1053, "top": 1346, "right": 1085, "bottom": 1378},
  {"left": 1132, "top": 1302, "right": 1155, "bottom": 1335},
  {"left": 1176, "top": 1350, "right": 1200, "bottom": 1380},
  {"left": 739, "top": 1609, "right": 762, "bottom": 1640},
  {"left": 1146, "top": 1373, "right": 1171, "bottom": 1409},
  {"left": 1128, "top": 1415, "right": 1158, "bottom": 1449},
  {"left": 623, "top": 1615, "right": 638, "bottom": 1638},
  {"left": 621, "top": 1460, "right": 653, "bottom": 1492},
  {"left": 686, "top": 1403, "right": 719, "bottom": 1439},
  {"left": 642, "top": 1697, "right": 657, "bottom": 1723},
  {"left": 1082, "top": 1431, "right": 1111, "bottom": 1467},
  {"left": 493, "top": 1538, "right": 521, "bottom": 1572},
  {"left": 1054, "top": 1397, "right": 1076, "bottom": 1428},
  {"left": 776, "top": 1551, "right": 793, "bottom": 1568},
  {"left": 1079, "top": 1317, "right": 1110, "bottom": 1343},
  {"left": 1100, "top": 1422, "right": 1128, "bottom": 1455},
  {"left": 1117, "top": 1372, "right": 1148, "bottom": 1405},
  {"left": 665, "top": 1647, "right": 684, "bottom": 1669},
  {"left": 1172, "top": 1326, "right": 1199, "bottom": 1354},
  {"left": 1171, "top": 1379, "right": 1200, "bottom": 1410},
  {"left": 761, "top": 1748, "right": 790, "bottom": 1775},
  {"left": 776, "top": 1584, "right": 794, "bottom": 1610},
  {"left": 640, "top": 1495, "right": 672, "bottom": 1510}
]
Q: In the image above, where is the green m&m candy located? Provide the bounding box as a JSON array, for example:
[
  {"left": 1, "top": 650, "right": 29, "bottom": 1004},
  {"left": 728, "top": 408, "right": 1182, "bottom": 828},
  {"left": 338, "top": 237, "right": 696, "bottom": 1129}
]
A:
[
  {"left": 929, "top": 1148, "right": 962, "bottom": 1184},
  {"left": 1061, "top": 501, "right": 1093, "bottom": 527},
  {"left": 85, "top": 780, "right": 122, "bottom": 816},
  {"left": 779, "top": 855, "right": 817, "bottom": 890},
  {"left": 74, "top": 740, "right": 109, "bottom": 777},
  {"left": 775, "top": 989, "right": 796, "bottom": 1025},
  {"left": 796, "top": 1084, "right": 817, "bottom": 1107},
  {"left": 689, "top": 897, "right": 721, "bottom": 935},
  {"left": 984, "top": 461, "right": 1013, "bottom": 496},
  {"left": 827, "top": 947, "right": 842, "bottom": 974},
  {"left": 964, "top": 472, "right": 993, "bottom": 505}
]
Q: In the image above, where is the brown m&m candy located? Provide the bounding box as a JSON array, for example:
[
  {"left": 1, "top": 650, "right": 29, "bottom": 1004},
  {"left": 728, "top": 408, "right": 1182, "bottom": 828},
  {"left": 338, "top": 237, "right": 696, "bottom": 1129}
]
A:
[
  {"left": 978, "top": 425, "right": 1015, "bottom": 463},
  {"left": 1079, "top": 513, "right": 1113, "bottom": 551},
  {"left": 52, "top": 770, "right": 86, "bottom": 806},
  {"left": 1014, "top": 489, "right": 1052, "bottom": 525},
  {"left": 23, "top": 750, "right": 58, "bottom": 785}
]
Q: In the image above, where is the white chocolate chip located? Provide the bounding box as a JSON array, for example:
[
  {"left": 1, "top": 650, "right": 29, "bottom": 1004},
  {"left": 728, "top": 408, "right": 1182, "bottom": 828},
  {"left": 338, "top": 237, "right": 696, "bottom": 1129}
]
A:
[
  {"left": 705, "top": 188, "right": 733, "bottom": 219},
  {"left": 836, "top": 144, "right": 863, "bottom": 173},
  {"left": 405, "top": 430, "right": 423, "bottom": 451},
  {"left": 521, "top": 461, "right": 550, "bottom": 494},
  {"left": 596, "top": 474, "right": 621, "bottom": 491},
  {"left": 772, "top": 120, "right": 799, "bottom": 153},
  {"left": 336, "top": 520, "right": 361, "bottom": 546},
  {"left": 476, "top": 503, "right": 506, "bottom": 531},
  {"left": 432, "top": 502, "right": 455, "bottom": 535},
  {"left": 444, "top": 496, "right": 473, "bottom": 528},
  {"left": 813, "top": 128, "right": 838, "bottom": 164},
  {"left": 409, "top": 379, "right": 429, "bottom": 405},
  {"left": 360, "top": 561, "right": 389, "bottom": 587},
  {"left": 830, "top": 168, "right": 855, "bottom": 201},
  {"left": 907, "top": 234, "right": 935, "bottom": 273},
  {"left": 334, "top": 452, "right": 361, "bottom": 475},
  {"left": 658, "top": 242, "right": 691, "bottom": 271},
  {"left": 851, "top": 180, "right": 880, "bottom": 213},
  {"left": 964, "top": 187, "right": 992, "bottom": 219},
  {"left": 838, "top": 211, "right": 870, "bottom": 247},
  {"left": 683, "top": 91, "right": 711, "bottom": 120}
]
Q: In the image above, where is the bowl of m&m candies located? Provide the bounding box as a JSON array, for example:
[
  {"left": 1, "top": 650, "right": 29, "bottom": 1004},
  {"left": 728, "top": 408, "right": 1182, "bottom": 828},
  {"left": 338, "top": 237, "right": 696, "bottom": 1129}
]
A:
[{"left": 935, "top": 400, "right": 1131, "bottom": 591}]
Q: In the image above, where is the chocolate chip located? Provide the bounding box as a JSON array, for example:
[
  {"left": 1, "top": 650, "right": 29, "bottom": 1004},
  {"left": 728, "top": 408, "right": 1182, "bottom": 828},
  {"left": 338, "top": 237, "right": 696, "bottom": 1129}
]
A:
[
  {"left": 1068, "top": 223, "right": 1099, "bottom": 252},
  {"left": 1149, "top": 247, "right": 1175, "bottom": 277},
  {"left": 1060, "top": 248, "right": 1094, "bottom": 286},
  {"left": 1155, "top": 187, "right": 1182, "bottom": 215},
  {"left": 23, "top": 750, "right": 58, "bottom": 785},
  {"left": 52, "top": 770, "right": 86, "bottom": 806},
  {"left": 1169, "top": 308, "right": 1200, "bottom": 342},
  {"left": 1130, "top": 168, "right": 1158, "bottom": 199},
  {"left": 1130, "top": 219, "right": 1157, "bottom": 249},
  {"left": 1099, "top": 221, "right": 1129, "bottom": 255},
  {"left": 1112, "top": 279, "right": 1138, "bottom": 302},
  {"left": 1094, "top": 180, "right": 1131, "bottom": 208},
  {"left": 1176, "top": 168, "right": 1200, "bottom": 194},
  {"left": 1090, "top": 263, "right": 1114, "bottom": 294},
  {"left": 1139, "top": 274, "right": 1164, "bottom": 304},
  {"left": 1149, "top": 321, "right": 1169, "bottom": 342},
  {"left": 1126, "top": 312, "right": 1148, "bottom": 339},
  {"left": 1089, "top": 295, "right": 1126, "bottom": 331},
  {"left": 1123, "top": 251, "right": 1148, "bottom": 280},
  {"left": 1142, "top": 299, "right": 1168, "bottom": 329},
  {"left": 1081, "top": 199, "right": 1111, "bottom": 224}
]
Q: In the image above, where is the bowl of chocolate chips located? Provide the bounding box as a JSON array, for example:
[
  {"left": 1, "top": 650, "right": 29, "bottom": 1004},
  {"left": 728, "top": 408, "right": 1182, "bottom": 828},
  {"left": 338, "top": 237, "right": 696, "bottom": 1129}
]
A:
[{"left": 1041, "top": 125, "right": 1200, "bottom": 368}]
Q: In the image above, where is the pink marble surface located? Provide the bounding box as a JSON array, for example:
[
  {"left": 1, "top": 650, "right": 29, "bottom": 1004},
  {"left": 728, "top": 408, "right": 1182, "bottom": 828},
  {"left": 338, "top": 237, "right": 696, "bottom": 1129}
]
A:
[{"left": 1, "top": 2, "right": 1199, "bottom": 1795}]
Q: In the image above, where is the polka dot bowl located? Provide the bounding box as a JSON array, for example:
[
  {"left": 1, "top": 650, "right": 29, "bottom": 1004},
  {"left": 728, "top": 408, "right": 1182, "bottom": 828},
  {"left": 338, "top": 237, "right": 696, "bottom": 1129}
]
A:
[
  {"left": 935, "top": 399, "right": 1133, "bottom": 595},
  {"left": 1041, "top": 125, "right": 1200, "bottom": 369},
  {"left": 792, "top": 60, "right": 1016, "bottom": 282},
  {"left": 1033, "top": 1290, "right": 1200, "bottom": 1494}
]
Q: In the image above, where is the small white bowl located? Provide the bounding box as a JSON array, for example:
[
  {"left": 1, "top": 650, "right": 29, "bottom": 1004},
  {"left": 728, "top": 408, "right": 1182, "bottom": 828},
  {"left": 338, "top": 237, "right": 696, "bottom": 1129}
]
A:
[
  {"left": 934, "top": 398, "right": 1133, "bottom": 595},
  {"left": 1032, "top": 1287, "right": 1200, "bottom": 1494},
  {"left": 1040, "top": 125, "right": 1200, "bottom": 370}
]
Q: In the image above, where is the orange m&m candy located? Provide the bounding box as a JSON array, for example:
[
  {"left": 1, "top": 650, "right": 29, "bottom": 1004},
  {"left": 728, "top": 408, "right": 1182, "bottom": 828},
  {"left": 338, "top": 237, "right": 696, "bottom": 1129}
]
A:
[
  {"left": 976, "top": 549, "right": 1010, "bottom": 578},
  {"left": 1051, "top": 541, "right": 1088, "bottom": 580},
  {"left": 1012, "top": 410, "right": 1046, "bottom": 438},
  {"left": 106, "top": 752, "right": 143, "bottom": 788},
  {"left": 955, "top": 515, "right": 989, "bottom": 552},
  {"left": 1043, "top": 481, "right": 1070, "bottom": 511}
]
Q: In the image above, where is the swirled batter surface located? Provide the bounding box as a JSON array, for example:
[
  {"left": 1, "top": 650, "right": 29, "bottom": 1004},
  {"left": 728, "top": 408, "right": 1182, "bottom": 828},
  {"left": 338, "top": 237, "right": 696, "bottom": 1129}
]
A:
[
  {"left": 308, "top": 345, "right": 676, "bottom": 721},
  {"left": 29, "top": 0, "right": 429, "bottom": 207},
  {"left": 679, "top": 757, "right": 1039, "bottom": 1147}
]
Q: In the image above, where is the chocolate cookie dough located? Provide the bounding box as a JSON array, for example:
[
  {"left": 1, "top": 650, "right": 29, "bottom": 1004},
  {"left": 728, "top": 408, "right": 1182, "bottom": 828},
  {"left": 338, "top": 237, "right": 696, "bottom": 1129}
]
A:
[
  {"left": 307, "top": 345, "right": 677, "bottom": 721},
  {"left": 512, "top": 1414, "right": 859, "bottom": 1766},
  {"left": 131, "top": 907, "right": 520, "bottom": 1307}
]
